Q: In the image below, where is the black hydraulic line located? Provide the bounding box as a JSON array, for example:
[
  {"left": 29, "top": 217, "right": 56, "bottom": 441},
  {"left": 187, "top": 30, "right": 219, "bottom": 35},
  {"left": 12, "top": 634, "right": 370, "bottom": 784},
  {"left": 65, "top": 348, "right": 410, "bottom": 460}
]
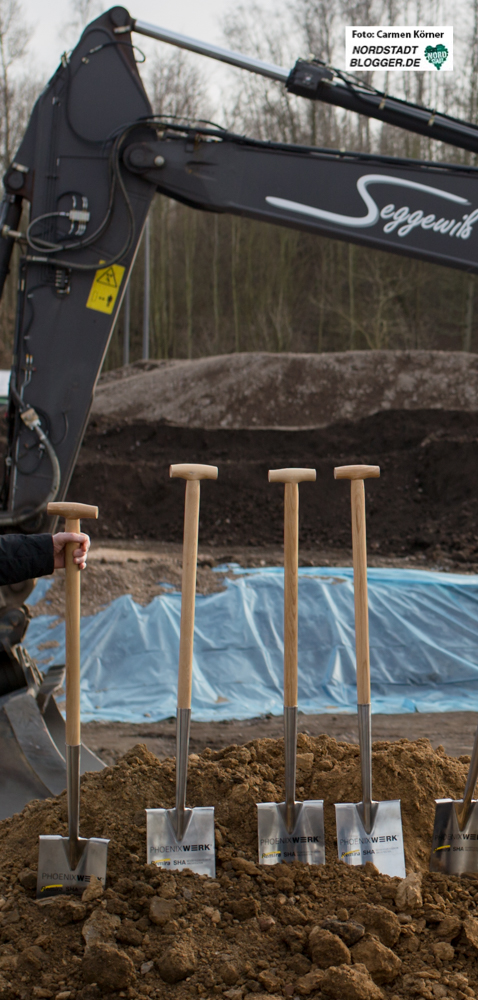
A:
[
  {"left": 142, "top": 119, "right": 478, "bottom": 176},
  {"left": 286, "top": 61, "right": 478, "bottom": 155},
  {"left": 0, "top": 391, "right": 61, "bottom": 527}
]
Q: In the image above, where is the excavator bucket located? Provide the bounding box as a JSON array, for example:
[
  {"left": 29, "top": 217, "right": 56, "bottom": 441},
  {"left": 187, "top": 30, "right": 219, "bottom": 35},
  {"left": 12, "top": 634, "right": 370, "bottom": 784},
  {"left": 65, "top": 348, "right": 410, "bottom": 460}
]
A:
[{"left": 0, "top": 630, "right": 104, "bottom": 820}]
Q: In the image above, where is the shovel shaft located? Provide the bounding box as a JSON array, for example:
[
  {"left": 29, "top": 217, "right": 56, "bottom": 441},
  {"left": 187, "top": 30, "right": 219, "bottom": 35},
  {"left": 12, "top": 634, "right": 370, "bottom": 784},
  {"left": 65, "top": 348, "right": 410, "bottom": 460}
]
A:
[
  {"left": 358, "top": 703, "right": 373, "bottom": 828},
  {"left": 177, "top": 481, "right": 200, "bottom": 709},
  {"left": 351, "top": 480, "right": 371, "bottom": 706},
  {"left": 461, "top": 724, "right": 478, "bottom": 823},
  {"left": 175, "top": 707, "right": 191, "bottom": 839},
  {"left": 284, "top": 483, "right": 298, "bottom": 708},
  {"left": 65, "top": 517, "right": 81, "bottom": 746},
  {"left": 335, "top": 466, "right": 380, "bottom": 830},
  {"left": 67, "top": 743, "right": 81, "bottom": 869},
  {"left": 284, "top": 705, "right": 298, "bottom": 831}
]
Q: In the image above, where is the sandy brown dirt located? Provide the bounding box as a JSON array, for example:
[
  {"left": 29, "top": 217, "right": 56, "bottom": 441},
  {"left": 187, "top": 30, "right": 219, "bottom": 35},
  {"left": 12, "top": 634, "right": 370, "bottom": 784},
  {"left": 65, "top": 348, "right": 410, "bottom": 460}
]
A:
[
  {"left": 93, "top": 352, "right": 478, "bottom": 430},
  {"left": 81, "top": 712, "right": 478, "bottom": 769},
  {"left": 1, "top": 739, "right": 478, "bottom": 1000}
]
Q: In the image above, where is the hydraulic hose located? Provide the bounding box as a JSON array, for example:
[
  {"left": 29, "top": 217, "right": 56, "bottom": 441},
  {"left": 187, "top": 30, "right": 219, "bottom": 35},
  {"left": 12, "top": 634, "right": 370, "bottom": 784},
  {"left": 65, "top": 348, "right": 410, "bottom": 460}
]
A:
[{"left": 0, "top": 395, "right": 61, "bottom": 527}]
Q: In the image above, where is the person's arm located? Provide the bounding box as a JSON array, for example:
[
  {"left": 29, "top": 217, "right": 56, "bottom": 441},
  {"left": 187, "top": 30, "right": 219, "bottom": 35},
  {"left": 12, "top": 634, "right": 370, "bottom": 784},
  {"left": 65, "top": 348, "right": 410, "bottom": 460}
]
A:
[
  {"left": 0, "top": 534, "right": 54, "bottom": 586},
  {"left": 0, "top": 532, "right": 90, "bottom": 586}
]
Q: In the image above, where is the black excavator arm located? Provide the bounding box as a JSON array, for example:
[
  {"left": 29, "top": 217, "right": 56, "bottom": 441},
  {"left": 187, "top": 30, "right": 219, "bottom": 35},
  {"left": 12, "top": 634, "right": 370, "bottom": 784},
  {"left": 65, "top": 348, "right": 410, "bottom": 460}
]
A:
[{"left": 1, "top": 5, "right": 478, "bottom": 537}]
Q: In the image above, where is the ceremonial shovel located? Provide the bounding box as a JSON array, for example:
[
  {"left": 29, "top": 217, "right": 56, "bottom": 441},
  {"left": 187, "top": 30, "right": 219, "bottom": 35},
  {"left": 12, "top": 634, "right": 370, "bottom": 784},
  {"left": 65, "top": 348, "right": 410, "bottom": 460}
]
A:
[
  {"left": 430, "top": 726, "right": 478, "bottom": 873},
  {"left": 334, "top": 466, "right": 406, "bottom": 879},
  {"left": 147, "top": 463, "right": 218, "bottom": 877},
  {"left": 37, "top": 502, "right": 109, "bottom": 898},
  {"left": 257, "top": 468, "right": 325, "bottom": 867}
]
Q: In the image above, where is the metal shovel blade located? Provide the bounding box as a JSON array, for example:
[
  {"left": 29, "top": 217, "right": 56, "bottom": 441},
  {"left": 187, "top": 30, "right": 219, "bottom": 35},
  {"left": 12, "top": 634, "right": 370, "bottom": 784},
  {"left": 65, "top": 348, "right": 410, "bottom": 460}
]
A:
[
  {"left": 257, "top": 799, "right": 325, "bottom": 866},
  {"left": 146, "top": 806, "right": 216, "bottom": 877},
  {"left": 430, "top": 799, "right": 478, "bottom": 874},
  {"left": 36, "top": 834, "right": 109, "bottom": 898},
  {"left": 335, "top": 799, "right": 406, "bottom": 878}
]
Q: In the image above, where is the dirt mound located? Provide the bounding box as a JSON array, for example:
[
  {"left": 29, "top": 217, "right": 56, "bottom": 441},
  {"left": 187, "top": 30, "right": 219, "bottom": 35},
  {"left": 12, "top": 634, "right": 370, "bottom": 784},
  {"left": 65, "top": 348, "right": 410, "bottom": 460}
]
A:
[
  {"left": 1, "top": 737, "right": 477, "bottom": 998},
  {"left": 93, "top": 351, "right": 478, "bottom": 430},
  {"left": 69, "top": 408, "right": 478, "bottom": 564}
]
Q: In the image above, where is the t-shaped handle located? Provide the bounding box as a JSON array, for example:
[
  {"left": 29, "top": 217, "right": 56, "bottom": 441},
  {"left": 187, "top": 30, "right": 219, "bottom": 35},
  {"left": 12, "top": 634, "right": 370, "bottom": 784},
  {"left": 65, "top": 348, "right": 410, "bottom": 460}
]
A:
[
  {"left": 47, "top": 502, "right": 99, "bottom": 521},
  {"left": 334, "top": 465, "right": 380, "bottom": 481},
  {"left": 47, "top": 501, "right": 98, "bottom": 747},
  {"left": 268, "top": 468, "right": 316, "bottom": 484},
  {"left": 170, "top": 463, "right": 218, "bottom": 481},
  {"left": 269, "top": 467, "right": 316, "bottom": 708}
]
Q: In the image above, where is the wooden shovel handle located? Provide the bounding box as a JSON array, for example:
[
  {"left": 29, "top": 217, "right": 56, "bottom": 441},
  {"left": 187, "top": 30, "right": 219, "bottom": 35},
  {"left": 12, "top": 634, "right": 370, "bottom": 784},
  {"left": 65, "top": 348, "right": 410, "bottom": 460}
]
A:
[
  {"left": 47, "top": 502, "right": 98, "bottom": 745},
  {"left": 284, "top": 483, "right": 299, "bottom": 708},
  {"left": 351, "top": 481, "right": 371, "bottom": 705},
  {"left": 177, "top": 481, "right": 200, "bottom": 709},
  {"left": 269, "top": 468, "right": 316, "bottom": 708},
  {"left": 269, "top": 468, "right": 316, "bottom": 485},
  {"left": 64, "top": 517, "right": 81, "bottom": 745},
  {"left": 334, "top": 465, "right": 379, "bottom": 481},
  {"left": 170, "top": 464, "right": 218, "bottom": 481},
  {"left": 172, "top": 464, "right": 218, "bottom": 709},
  {"left": 47, "top": 502, "right": 98, "bottom": 519},
  {"left": 334, "top": 465, "right": 380, "bottom": 706}
]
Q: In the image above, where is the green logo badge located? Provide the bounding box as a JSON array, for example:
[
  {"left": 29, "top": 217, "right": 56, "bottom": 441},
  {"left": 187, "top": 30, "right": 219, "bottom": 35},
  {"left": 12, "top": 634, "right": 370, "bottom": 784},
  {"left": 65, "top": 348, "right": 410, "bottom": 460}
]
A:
[{"left": 425, "top": 44, "right": 448, "bottom": 70}]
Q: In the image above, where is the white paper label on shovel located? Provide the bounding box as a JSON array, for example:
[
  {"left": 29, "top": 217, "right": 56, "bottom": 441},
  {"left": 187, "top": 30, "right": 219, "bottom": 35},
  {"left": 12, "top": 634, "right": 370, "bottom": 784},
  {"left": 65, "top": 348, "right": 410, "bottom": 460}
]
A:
[
  {"left": 146, "top": 807, "right": 216, "bottom": 878},
  {"left": 335, "top": 800, "right": 406, "bottom": 878}
]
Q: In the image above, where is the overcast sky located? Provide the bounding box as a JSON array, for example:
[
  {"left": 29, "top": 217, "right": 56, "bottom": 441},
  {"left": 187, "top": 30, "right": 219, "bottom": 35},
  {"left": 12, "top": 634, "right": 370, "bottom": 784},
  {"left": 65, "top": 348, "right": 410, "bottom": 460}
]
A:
[{"left": 21, "top": 1, "right": 234, "bottom": 81}]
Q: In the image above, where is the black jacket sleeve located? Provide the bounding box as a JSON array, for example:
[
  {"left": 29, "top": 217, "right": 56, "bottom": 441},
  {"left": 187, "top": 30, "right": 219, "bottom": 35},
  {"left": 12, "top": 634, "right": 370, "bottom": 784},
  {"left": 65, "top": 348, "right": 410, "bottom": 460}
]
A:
[{"left": 0, "top": 534, "right": 54, "bottom": 586}]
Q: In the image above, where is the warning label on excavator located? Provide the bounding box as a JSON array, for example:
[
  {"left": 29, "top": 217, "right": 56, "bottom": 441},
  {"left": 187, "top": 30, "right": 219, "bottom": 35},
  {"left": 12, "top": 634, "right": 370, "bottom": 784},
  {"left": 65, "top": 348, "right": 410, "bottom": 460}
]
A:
[{"left": 86, "top": 264, "right": 125, "bottom": 314}]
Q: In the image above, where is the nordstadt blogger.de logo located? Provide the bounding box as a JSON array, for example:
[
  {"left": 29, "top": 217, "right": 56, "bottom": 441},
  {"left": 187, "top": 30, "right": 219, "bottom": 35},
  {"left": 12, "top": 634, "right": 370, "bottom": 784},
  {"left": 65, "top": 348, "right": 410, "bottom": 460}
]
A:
[{"left": 345, "top": 26, "right": 453, "bottom": 72}]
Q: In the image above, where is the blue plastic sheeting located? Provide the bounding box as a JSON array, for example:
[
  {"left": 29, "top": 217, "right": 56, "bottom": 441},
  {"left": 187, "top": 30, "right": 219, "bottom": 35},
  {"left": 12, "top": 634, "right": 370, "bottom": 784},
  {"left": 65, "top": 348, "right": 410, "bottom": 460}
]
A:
[{"left": 25, "top": 566, "right": 478, "bottom": 722}]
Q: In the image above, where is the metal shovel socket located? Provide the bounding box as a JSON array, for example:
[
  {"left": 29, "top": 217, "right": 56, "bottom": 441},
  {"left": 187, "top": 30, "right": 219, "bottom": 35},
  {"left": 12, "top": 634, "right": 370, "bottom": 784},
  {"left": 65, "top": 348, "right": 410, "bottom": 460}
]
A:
[
  {"left": 284, "top": 705, "right": 298, "bottom": 834},
  {"left": 67, "top": 743, "right": 84, "bottom": 871},
  {"left": 170, "top": 707, "right": 193, "bottom": 842},
  {"left": 357, "top": 703, "right": 378, "bottom": 835},
  {"left": 455, "top": 724, "right": 478, "bottom": 830}
]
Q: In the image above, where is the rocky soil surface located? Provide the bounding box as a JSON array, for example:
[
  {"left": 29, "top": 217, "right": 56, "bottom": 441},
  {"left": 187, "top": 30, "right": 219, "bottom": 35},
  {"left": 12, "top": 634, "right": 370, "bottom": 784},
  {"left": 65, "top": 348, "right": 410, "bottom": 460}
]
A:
[{"left": 0, "top": 736, "right": 478, "bottom": 1000}]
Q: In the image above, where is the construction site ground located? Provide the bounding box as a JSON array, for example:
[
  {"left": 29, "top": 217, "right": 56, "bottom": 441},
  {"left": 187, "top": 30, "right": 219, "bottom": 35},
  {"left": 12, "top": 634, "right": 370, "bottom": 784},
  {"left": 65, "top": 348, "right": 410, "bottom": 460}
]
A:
[
  {"left": 3, "top": 352, "right": 478, "bottom": 1000},
  {"left": 34, "top": 350, "right": 478, "bottom": 767}
]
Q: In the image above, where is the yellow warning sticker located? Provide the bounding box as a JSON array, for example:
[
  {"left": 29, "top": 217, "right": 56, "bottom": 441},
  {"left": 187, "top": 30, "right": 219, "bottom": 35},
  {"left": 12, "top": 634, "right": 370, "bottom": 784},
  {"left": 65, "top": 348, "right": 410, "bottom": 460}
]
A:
[{"left": 86, "top": 264, "right": 125, "bottom": 314}]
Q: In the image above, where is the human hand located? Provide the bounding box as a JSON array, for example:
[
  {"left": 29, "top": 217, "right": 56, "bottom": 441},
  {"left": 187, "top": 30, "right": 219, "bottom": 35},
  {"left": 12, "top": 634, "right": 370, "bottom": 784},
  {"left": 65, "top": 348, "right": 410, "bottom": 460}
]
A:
[{"left": 52, "top": 532, "right": 90, "bottom": 570}]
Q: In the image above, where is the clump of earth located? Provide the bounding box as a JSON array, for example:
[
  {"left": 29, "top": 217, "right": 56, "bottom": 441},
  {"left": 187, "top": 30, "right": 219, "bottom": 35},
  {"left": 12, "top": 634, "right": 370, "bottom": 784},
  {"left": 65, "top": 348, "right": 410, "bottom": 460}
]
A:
[{"left": 0, "top": 735, "right": 477, "bottom": 999}]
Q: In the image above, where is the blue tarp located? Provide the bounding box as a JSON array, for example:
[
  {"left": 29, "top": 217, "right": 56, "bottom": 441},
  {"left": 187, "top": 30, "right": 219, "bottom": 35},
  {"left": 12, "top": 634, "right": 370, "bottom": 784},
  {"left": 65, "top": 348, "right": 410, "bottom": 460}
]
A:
[{"left": 26, "top": 566, "right": 478, "bottom": 722}]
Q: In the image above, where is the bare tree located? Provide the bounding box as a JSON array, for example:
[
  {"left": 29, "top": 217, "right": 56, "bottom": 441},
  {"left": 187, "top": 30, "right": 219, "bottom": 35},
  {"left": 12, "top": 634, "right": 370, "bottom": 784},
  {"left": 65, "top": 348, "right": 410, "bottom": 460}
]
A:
[
  {"left": 70, "top": 0, "right": 105, "bottom": 31},
  {"left": 61, "top": 0, "right": 105, "bottom": 48},
  {"left": 0, "top": 0, "right": 35, "bottom": 169},
  {"left": 147, "top": 48, "right": 210, "bottom": 122}
]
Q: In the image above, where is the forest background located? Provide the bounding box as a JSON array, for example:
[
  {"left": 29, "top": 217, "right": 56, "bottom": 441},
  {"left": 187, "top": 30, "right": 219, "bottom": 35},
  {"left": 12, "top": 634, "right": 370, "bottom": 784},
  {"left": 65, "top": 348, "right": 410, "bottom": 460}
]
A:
[{"left": 0, "top": 0, "right": 477, "bottom": 367}]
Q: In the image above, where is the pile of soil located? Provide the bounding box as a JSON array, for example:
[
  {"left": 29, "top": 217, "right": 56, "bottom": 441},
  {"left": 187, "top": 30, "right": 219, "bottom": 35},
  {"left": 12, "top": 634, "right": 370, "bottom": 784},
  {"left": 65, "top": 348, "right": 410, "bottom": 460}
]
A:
[
  {"left": 1, "top": 735, "right": 478, "bottom": 999},
  {"left": 69, "top": 408, "right": 478, "bottom": 564},
  {"left": 93, "top": 352, "right": 478, "bottom": 430},
  {"left": 80, "top": 711, "right": 478, "bottom": 769}
]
